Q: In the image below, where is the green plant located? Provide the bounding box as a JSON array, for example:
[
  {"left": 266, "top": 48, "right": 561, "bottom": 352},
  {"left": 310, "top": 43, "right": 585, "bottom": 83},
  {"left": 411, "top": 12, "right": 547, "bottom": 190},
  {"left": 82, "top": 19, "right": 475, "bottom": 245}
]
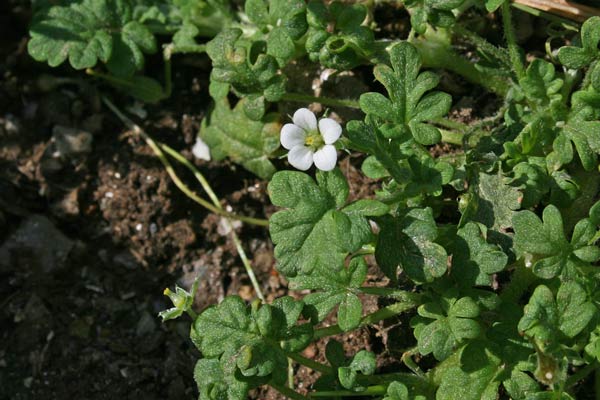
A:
[{"left": 29, "top": 0, "right": 600, "bottom": 398}]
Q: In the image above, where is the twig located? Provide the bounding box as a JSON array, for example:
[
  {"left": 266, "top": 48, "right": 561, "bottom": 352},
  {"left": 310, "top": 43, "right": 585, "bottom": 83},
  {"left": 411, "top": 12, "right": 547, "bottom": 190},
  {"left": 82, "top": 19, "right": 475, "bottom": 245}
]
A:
[
  {"left": 102, "top": 97, "right": 266, "bottom": 301},
  {"left": 513, "top": 0, "right": 600, "bottom": 23}
]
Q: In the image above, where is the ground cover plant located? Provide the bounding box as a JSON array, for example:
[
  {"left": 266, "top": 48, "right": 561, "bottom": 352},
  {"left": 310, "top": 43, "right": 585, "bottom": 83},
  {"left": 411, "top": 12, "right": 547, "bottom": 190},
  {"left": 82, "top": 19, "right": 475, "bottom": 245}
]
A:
[{"left": 20, "top": 0, "right": 600, "bottom": 399}]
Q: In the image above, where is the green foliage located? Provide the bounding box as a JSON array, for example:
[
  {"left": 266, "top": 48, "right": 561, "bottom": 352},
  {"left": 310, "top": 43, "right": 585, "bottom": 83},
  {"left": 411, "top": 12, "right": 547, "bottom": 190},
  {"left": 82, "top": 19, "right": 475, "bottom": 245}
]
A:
[
  {"left": 206, "top": 28, "right": 286, "bottom": 120},
  {"left": 376, "top": 208, "right": 448, "bottom": 284},
  {"left": 190, "top": 296, "right": 312, "bottom": 393},
  {"left": 268, "top": 169, "right": 376, "bottom": 278},
  {"left": 359, "top": 42, "right": 452, "bottom": 146},
  {"left": 512, "top": 205, "right": 600, "bottom": 279},
  {"left": 404, "top": 0, "right": 466, "bottom": 34},
  {"left": 199, "top": 98, "right": 281, "bottom": 179},
  {"left": 28, "top": 0, "right": 157, "bottom": 77},
  {"left": 245, "top": 0, "right": 307, "bottom": 65},
  {"left": 448, "top": 222, "right": 508, "bottom": 287},
  {"left": 558, "top": 17, "right": 600, "bottom": 90},
  {"left": 411, "top": 290, "right": 481, "bottom": 361},
  {"left": 305, "top": 1, "right": 375, "bottom": 70}
]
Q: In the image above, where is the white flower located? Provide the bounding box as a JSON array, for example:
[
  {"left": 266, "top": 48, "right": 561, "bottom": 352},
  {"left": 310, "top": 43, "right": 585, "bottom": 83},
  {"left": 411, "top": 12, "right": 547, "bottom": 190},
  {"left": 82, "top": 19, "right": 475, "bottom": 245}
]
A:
[
  {"left": 192, "top": 137, "right": 211, "bottom": 161},
  {"left": 280, "top": 108, "right": 342, "bottom": 171}
]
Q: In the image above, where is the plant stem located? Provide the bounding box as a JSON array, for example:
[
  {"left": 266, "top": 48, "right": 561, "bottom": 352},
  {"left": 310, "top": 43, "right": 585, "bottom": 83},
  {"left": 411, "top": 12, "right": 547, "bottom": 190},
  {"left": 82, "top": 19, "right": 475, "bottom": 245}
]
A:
[
  {"left": 270, "top": 383, "right": 309, "bottom": 400},
  {"left": 410, "top": 37, "right": 510, "bottom": 97},
  {"left": 314, "top": 298, "right": 421, "bottom": 339},
  {"left": 502, "top": 1, "right": 526, "bottom": 80},
  {"left": 102, "top": 97, "right": 267, "bottom": 300},
  {"left": 287, "top": 352, "right": 334, "bottom": 375},
  {"left": 158, "top": 144, "right": 269, "bottom": 226},
  {"left": 159, "top": 143, "right": 267, "bottom": 300},
  {"left": 281, "top": 92, "right": 361, "bottom": 109},
  {"left": 439, "top": 129, "right": 464, "bottom": 145},
  {"left": 159, "top": 144, "right": 221, "bottom": 206},
  {"left": 358, "top": 287, "right": 416, "bottom": 299},
  {"left": 431, "top": 117, "right": 469, "bottom": 131},
  {"left": 185, "top": 309, "right": 198, "bottom": 320},
  {"left": 310, "top": 385, "right": 388, "bottom": 397},
  {"left": 288, "top": 357, "right": 295, "bottom": 389},
  {"left": 452, "top": 24, "right": 511, "bottom": 67}
]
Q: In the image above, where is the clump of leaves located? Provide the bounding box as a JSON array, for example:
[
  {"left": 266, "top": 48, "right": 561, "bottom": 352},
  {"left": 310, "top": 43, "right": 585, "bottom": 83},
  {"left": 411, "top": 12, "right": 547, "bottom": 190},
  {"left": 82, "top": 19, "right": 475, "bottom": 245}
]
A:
[
  {"left": 28, "top": 0, "right": 157, "bottom": 77},
  {"left": 305, "top": 1, "right": 375, "bottom": 70}
]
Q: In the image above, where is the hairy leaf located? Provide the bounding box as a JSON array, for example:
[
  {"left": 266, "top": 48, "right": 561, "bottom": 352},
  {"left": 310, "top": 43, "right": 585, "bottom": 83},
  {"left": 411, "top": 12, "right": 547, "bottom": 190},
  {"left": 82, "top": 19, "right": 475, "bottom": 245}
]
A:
[
  {"left": 359, "top": 42, "right": 452, "bottom": 145},
  {"left": 29, "top": 0, "right": 156, "bottom": 77},
  {"left": 199, "top": 98, "right": 280, "bottom": 179}
]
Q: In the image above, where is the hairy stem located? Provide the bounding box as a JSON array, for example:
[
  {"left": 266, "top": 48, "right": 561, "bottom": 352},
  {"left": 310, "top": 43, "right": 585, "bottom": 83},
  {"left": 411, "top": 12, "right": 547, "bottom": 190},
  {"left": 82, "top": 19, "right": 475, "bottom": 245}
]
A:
[
  {"left": 440, "top": 129, "right": 464, "bottom": 145},
  {"left": 452, "top": 24, "right": 510, "bottom": 67},
  {"left": 502, "top": 1, "right": 526, "bottom": 80},
  {"left": 281, "top": 92, "right": 361, "bottom": 109},
  {"left": 310, "top": 385, "right": 388, "bottom": 397},
  {"left": 314, "top": 298, "right": 421, "bottom": 339},
  {"left": 410, "top": 37, "right": 510, "bottom": 97},
  {"left": 287, "top": 352, "right": 334, "bottom": 375}
]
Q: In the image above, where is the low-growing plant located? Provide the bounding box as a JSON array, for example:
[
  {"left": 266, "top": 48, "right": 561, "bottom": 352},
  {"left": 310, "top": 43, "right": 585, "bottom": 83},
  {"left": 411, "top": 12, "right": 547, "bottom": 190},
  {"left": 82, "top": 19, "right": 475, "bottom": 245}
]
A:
[{"left": 29, "top": 0, "right": 600, "bottom": 399}]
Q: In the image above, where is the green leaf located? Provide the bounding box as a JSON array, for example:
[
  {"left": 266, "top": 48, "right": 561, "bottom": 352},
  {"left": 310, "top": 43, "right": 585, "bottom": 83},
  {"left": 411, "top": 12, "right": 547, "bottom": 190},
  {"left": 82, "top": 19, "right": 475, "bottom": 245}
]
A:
[
  {"left": 557, "top": 121, "right": 600, "bottom": 171},
  {"left": 338, "top": 293, "right": 363, "bottom": 332},
  {"left": 28, "top": 0, "right": 156, "bottom": 77},
  {"left": 513, "top": 205, "right": 598, "bottom": 279},
  {"left": 206, "top": 28, "right": 286, "bottom": 119},
  {"left": 376, "top": 208, "right": 448, "bottom": 284},
  {"left": 338, "top": 350, "right": 376, "bottom": 390},
  {"left": 436, "top": 341, "right": 501, "bottom": 400},
  {"left": 194, "top": 358, "right": 249, "bottom": 400},
  {"left": 412, "top": 292, "right": 481, "bottom": 361},
  {"left": 557, "top": 17, "right": 600, "bottom": 69},
  {"left": 518, "top": 59, "right": 563, "bottom": 107},
  {"left": 518, "top": 285, "right": 558, "bottom": 351},
  {"left": 199, "top": 98, "right": 280, "bottom": 179},
  {"left": 449, "top": 222, "right": 508, "bottom": 287},
  {"left": 460, "top": 171, "right": 521, "bottom": 246},
  {"left": 305, "top": 1, "right": 374, "bottom": 70},
  {"left": 556, "top": 281, "right": 595, "bottom": 338},
  {"left": 269, "top": 169, "right": 372, "bottom": 278},
  {"left": 191, "top": 296, "right": 312, "bottom": 386},
  {"left": 485, "top": 0, "right": 505, "bottom": 12},
  {"left": 245, "top": 0, "right": 306, "bottom": 65},
  {"left": 503, "top": 370, "right": 540, "bottom": 400},
  {"left": 359, "top": 42, "right": 451, "bottom": 145},
  {"left": 404, "top": 0, "right": 466, "bottom": 33},
  {"left": 108, "top": 75, "right": 166, "bottom": 104}
]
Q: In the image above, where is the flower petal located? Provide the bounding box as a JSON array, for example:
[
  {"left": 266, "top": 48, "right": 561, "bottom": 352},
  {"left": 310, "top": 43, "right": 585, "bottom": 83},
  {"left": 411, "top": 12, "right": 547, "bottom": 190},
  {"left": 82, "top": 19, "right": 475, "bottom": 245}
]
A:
[
  {"left": 192, "top": 137, "right": 211, "bottom": 161},
  {"left": 318, "top": 118, "right": 342, "bottom": 144},
  {"left": 280, "top": 123, "right": 306, "bottom": 150},
  {"left": 293, "top": 108, "right": 317, "bottom": 131},
  {"left": 288, "top": 145, "right": 314, "bottom": 171},
  {"left": 313, "top": 144, "right": 337, "bottom": 171}
]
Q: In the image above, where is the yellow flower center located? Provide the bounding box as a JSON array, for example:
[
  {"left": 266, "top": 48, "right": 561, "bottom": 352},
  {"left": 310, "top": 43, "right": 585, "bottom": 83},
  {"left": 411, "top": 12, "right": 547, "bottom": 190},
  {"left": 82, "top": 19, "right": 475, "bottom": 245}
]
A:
[{"left": 304, "top": 130, "right": 324, "bottom": 150}]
